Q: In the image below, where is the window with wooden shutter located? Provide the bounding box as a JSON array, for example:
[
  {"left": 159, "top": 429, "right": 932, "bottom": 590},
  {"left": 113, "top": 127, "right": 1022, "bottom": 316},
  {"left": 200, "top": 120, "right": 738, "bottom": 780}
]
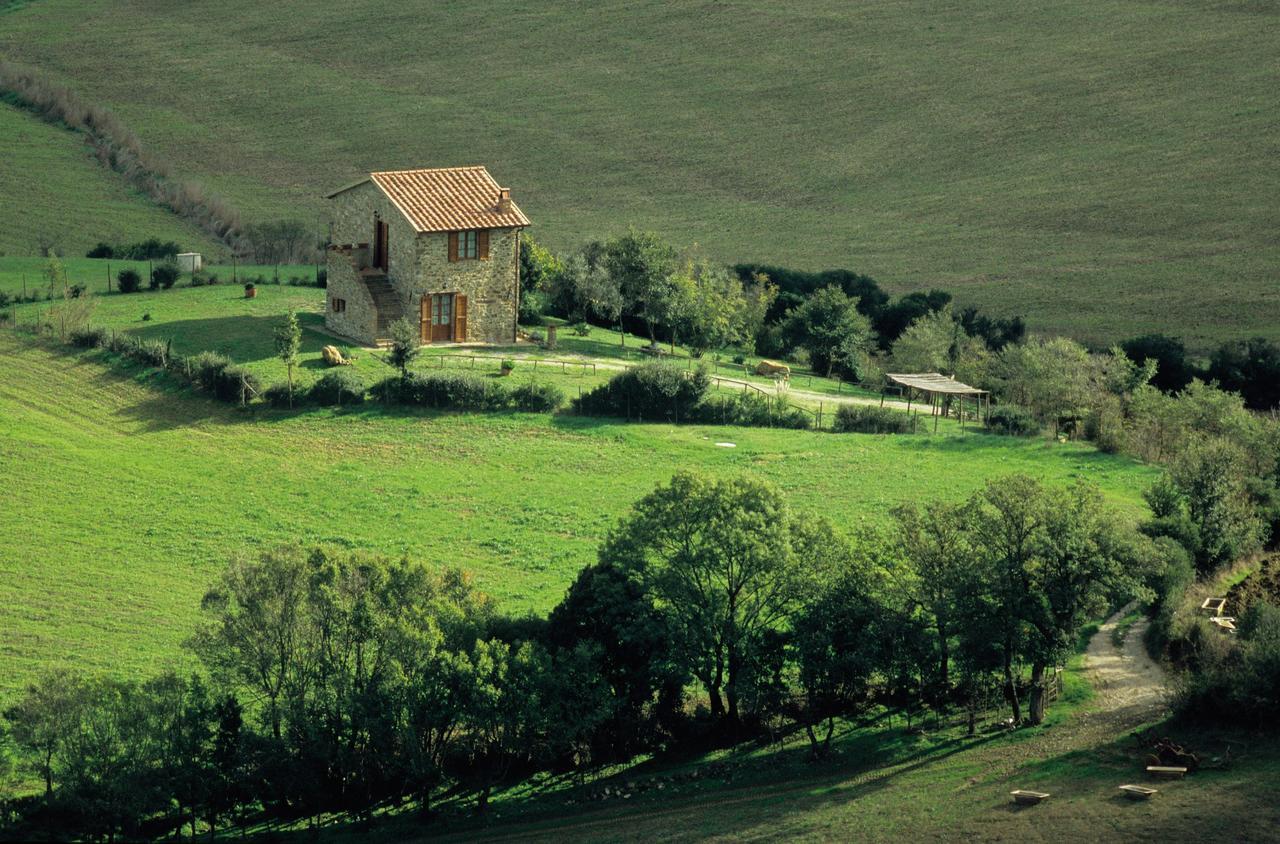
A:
[
  {"left": 478, "top": 229, "right": 490, "bottom": 260},
  {"left": 454, "top": 294, "right": 468, "bottom": 342},
  {"left": 448, "top": 231, "right": 459, "bottom": 262}
]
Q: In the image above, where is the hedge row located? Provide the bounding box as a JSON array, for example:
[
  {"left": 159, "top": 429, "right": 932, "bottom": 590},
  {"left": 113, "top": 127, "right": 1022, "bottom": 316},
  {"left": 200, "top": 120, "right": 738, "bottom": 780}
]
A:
[
  {"left": 70, "top": 326, "right": 261, "bottom": 404},
  {"left": 366, "top": 372, "right": 564, "bottom": 413}
]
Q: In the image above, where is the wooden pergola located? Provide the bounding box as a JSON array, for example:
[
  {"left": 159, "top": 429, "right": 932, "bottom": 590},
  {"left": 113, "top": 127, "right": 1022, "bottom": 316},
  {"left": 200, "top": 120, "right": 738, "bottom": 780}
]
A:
[{"left": 883, "top": 373, "right": 989, "bottom": 432}]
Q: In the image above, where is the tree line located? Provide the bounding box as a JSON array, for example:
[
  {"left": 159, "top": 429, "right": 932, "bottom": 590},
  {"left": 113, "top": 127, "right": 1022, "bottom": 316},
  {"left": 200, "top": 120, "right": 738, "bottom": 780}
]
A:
[{"left": 0, "top": 471, "right": 1170, "bottom": 840}]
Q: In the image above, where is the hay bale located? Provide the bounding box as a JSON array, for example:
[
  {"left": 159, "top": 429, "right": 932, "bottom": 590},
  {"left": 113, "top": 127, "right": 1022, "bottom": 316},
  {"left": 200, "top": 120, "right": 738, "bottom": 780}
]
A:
[
  {"left": 322, "top": 345, "right": 351, "bottom": 367},
  {"left": 754, "top": 359, "right": 791, "bottom": 379}
]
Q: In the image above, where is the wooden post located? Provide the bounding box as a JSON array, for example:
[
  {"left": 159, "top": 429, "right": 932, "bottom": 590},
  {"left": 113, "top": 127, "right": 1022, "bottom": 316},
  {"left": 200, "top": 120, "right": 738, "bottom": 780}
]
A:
[
  {"left": 233, "top": 255, "right": 238, "bottom": 284},
  {"left": 106, "top": 262, "right": 112, "bottom": 293},
  {"left": 933, "top": 393, "right": 939, "bottom": 434}
]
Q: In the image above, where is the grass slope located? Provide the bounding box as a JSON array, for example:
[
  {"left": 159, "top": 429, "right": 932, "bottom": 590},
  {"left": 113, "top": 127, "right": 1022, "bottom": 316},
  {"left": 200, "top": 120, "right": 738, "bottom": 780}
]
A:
[
  {"left": 2, "top": 0, "right": 1278, "bottom": 348},
  {"left": 0, "top": 101, "right": 220, "bottom": 259},
  {"left": 0, "top": 330, "right": 1155, "bottom": 695}
]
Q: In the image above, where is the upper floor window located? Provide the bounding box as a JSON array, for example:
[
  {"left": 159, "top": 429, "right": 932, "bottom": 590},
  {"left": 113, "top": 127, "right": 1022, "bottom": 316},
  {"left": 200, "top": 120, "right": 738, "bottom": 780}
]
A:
[
  {"left": 459, "top": 230, "right": 478, "bottom": 259},
  {"left": 449, "top": 229, "right": 489, "bottom": 262}
]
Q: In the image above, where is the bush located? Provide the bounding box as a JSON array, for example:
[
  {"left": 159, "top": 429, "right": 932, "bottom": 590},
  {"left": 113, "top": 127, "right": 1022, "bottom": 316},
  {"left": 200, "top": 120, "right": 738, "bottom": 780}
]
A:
[
  {"left": 500, "top": 358, "right": 516, "bottom": 372},
  {"left": 1175, "top": 601, "right": 1280, "bottom": 727},
  {"left": 986, "top": 404, "right": 1039, "bottom": 436},
  {"left": 116, "top": 268, "right": 142, "bottom": 294},
  {"left": 151, "top": 262, "right": 180, "bottom": 290},
  {"left": 0, "top": 291, "right": 11, "bottom": 308},
  {"left": 70, "top": 326, "right": 107, "bottom": 348},
  {"left": 262, "top": 383, "right": 297, "bottom": 408},
  {"left": 127, "top": 338, "right": 169, "bottom": 368},
  {"left": 832, "top": 404, "right": 917, "bottom": 434},
  {"left": 368, "top": 371, "right": 506, "bottom": 409},
  {"left": 395, "top": 371, "right": 508, "bottom": 411},
  {"left": 309, "top": 370, "right": 365, "bottom": 406},
  {"left": 189, "top": 271, "right": 210, "bottom": 287},
  {"left": 510, "top": 382, "right": 564, "bottom": 413},
  {"left": 572, "top": 362, "right": 710, "bottom": 421},
  {"left": 693, "top": 390, "right": 811, "bottom": 429},
  {"left": 86, "top": 242, "right": 114, "bottom": 259},
  {"left": 185, "top": 350, "right": 258, "bottom": 401},
  {"left": 141, "top": 312, "right": 152, "bottom": 321},
  {"left": 572, "top": 321, "right": 591, "bottom": 337}
]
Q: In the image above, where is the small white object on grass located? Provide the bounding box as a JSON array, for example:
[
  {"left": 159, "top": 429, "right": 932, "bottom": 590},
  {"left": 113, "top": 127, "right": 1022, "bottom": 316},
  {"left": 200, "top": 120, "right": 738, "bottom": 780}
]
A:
[{"left": 714, "top": 442, "right": 736, "bottom": 448}]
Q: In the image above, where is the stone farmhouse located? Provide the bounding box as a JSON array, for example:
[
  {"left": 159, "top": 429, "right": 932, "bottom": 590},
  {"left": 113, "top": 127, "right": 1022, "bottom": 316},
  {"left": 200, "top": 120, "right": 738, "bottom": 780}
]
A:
[{"left": 324, "top": 166, "right": 530, "bottom": 346}]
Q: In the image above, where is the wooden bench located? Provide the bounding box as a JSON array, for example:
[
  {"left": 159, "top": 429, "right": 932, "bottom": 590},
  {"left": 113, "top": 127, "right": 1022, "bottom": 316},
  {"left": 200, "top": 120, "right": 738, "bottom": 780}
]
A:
[
  {"left": 1010, "top": 790, "right": 1050, "bottom": 805},
  {"left": 1146, "top": 766, "right": 1187, "bottom": 779},
  {"left": 1119, "top": 784, "right": 1158, "bottom": 800}
]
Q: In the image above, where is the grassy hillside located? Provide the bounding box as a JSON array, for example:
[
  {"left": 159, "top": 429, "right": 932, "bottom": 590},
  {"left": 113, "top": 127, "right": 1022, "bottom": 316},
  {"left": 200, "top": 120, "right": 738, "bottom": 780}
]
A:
[
  {"left": 2, "top": 0, "right": 1277, "bottom": 348},
  {"left": 0, "top": 101, "right": 220, "bottom": 258},
  {"left": 0, "top": 329, "right": 1155, "bottom": 695}
]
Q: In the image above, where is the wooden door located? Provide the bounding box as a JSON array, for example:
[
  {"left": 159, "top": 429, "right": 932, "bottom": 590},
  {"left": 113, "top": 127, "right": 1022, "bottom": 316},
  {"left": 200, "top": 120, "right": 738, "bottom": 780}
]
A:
[
  {"left": 373, "top": 219, "right": 389, "bottom": 271},
  {"left": 422, "top": 292, "right": 455, "bottom": 343}
]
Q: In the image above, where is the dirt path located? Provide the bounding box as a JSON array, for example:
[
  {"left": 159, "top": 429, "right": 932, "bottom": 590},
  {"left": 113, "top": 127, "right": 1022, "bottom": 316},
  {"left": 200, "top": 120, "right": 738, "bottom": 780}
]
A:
[{"left": 1083, "top": 602, "right": 1167, "bottom": 724}]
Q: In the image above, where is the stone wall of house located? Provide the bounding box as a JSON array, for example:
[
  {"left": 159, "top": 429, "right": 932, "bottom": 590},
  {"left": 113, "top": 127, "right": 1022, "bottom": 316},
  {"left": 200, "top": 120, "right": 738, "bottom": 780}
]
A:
[
  {"left": 327, "top": 181, "right": 417, "bottom": 290},
  {"left": 408, "top": 227, "right": 520, "bottom": 345},
  {"left": 324, "top": 247, "right": 377, "bottom": 344},
  {"left": 327, "top": 180, "right": 522, "bottom": 345}
]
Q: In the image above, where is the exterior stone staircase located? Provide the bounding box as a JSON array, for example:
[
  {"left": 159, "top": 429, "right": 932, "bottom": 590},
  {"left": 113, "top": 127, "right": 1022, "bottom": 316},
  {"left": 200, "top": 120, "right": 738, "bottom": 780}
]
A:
[{"left": 360, "top": 272, "right": 404, "bottom": 344}]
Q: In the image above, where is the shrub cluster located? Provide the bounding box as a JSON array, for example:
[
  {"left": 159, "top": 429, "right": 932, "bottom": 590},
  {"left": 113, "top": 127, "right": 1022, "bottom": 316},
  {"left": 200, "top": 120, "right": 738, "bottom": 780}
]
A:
[
  {"left": 1175, "top": 602, "right": 1280, "bottom": 728},
  {"left": 986, "top": 404, "right": 1039, "bottom": 436},
  {"left": 116, "top": 268, "right": 142, "bottom": 294},
  {"left": 308, "top": 369, "right": 365, "bottom": 406},
  {"left": 87, "top": 238, "right": 180, "bottom": 260},
  {"left": 183, "top": 350, "right": 261, "bottom": 402},
  {"left": 150, "top": 262, "right": 180, "bottom": 290},
  {"left": 694, "top": 389, "right": 811, "bottom": 429},
  {"left": 69, "top": 326, "right": 108, "bottom": 348},
  {"left": 832, "top": 404, "right": 917, "bottom": 434},
  {"left": 370, "top": 372, "right": 566, "bottom": 413},
  {"left": 572, "top": 362, "right": 710, "bottom": 421}
]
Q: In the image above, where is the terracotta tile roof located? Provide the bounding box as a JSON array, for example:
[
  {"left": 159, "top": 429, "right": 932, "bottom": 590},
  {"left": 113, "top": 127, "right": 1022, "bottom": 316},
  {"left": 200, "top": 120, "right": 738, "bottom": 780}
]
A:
[{"left": 327, "top": 166, "right": 530, "bottom": 233}]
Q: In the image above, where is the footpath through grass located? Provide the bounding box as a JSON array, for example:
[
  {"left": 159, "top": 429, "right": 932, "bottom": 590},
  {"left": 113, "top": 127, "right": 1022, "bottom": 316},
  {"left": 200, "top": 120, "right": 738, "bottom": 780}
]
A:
[{"left": 0, "top": 330, "right": 1156, "bottom": 696}]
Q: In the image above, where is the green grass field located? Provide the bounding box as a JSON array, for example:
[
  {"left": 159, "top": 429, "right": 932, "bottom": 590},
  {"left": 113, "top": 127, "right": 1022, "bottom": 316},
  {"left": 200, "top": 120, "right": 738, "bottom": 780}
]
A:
[
  {"left": 0, "top": 101, "right": 220, "bottom": 259},
  {"left": 2, "top": 0, "right": 1277, "bottom": 349},
  {"left": 0, "top": 328, "right": 1156, "bottom": 697}
]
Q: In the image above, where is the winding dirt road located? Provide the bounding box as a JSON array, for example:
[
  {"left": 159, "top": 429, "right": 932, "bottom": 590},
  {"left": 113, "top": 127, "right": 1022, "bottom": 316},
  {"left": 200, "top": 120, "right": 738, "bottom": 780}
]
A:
[{"left": 1083, "top": 602, "right": 1168, "bottom": 728}]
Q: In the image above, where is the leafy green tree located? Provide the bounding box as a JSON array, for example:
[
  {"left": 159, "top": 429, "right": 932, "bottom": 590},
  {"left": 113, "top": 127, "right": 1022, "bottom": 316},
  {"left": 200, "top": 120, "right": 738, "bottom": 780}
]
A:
[
  {"left": 599, "top": 472, "right": 825, "bottom": 723},
  {"left": 675, "top": 261, "right": 773, "bottom": 361},
  {"left": 894, "top": 500, "right": 972, "bottom": 691},
  {"left": 604, "top": 230, "right": 679, "bottom": 347},
  {"left": 790, "top": 554, "right": 884, "bottom": 757},
  {"left": 1171, "top": 437, "right": 1267, "bottom": 572},
  {"left": 966, "top": 475, "right": 1127, "bottom": 724},
  {"left": 187, "top": 549, "right": 312, "bottom": 740},
  {"left": 273, "top": 308, "right": 301, "bottom": 407},
  {"left": 783, "top": 286, "right": 873, "bottom": 376},
  {"left": 385, "top": 318, "right": 421, "bottom": 380},
  {"left": 547, "top": 557, "right": 683, "bottom": 761},
  {"left": 3, "top": 669, "right": 91, "bottom": 798}
]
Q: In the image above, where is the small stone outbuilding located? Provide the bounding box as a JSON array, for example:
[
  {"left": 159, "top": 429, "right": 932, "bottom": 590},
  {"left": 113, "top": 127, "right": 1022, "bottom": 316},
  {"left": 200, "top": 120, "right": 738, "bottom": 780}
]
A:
[{"left": 324, "top": 166, "right": 530, "bottom": 346}]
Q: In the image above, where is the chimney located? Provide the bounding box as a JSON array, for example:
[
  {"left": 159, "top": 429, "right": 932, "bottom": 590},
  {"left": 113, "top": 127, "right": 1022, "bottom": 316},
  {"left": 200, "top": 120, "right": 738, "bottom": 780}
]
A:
[{"left": 497, "top": 187, "right": 512, "bottom": 214}]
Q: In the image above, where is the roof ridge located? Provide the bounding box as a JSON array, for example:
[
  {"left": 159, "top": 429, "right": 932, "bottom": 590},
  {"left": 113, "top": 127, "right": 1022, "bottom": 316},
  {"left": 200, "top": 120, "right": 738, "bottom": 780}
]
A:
[{"left": 370, "top": 165, "right": 488, "bottom": 176}]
